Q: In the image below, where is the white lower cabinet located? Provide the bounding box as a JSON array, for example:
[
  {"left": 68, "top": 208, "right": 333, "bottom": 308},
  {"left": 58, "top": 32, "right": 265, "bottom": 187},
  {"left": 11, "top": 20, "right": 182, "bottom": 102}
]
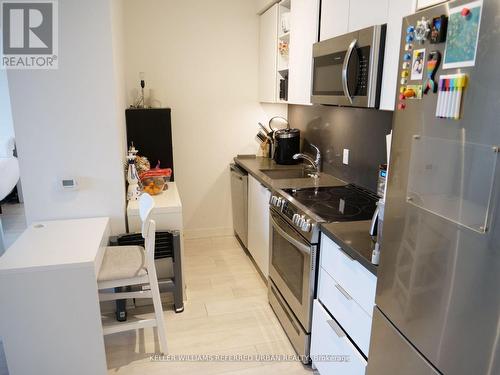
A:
[
  {"left": 311, "top": 233, "right": 377, "bottom": 374},
  {"left": 320, "top": 233, "right": 377, "bottom": 316},
  {"left": 318, "top": 268, "right": 373, "bottom": 355},
  {"left": 311, "top": 300, "right": 367, "bottom": 374},
  {"left": 247, "top": 175, "right": 271, "bottom": 277}
]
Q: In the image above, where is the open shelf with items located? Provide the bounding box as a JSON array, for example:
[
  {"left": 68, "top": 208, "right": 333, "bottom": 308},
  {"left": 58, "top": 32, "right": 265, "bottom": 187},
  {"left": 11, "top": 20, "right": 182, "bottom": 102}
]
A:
[
  {"left": 277, "top": 0, "right": 290, "bottom": 102},
  {"left": 258, "top": 0, "right": 319, "bottom": 105}
]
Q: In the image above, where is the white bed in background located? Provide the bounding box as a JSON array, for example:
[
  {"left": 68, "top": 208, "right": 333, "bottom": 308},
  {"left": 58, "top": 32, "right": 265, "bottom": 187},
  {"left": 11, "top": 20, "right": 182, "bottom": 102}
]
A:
[{"left": 0, "top": 157, "right": 19, "bottom": 201}]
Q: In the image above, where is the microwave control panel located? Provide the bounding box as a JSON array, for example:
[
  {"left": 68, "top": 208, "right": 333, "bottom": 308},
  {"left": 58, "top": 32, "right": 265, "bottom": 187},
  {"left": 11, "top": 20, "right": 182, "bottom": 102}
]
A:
[{"left": 355, "top": 46, "right": 371, "bottom": 96}]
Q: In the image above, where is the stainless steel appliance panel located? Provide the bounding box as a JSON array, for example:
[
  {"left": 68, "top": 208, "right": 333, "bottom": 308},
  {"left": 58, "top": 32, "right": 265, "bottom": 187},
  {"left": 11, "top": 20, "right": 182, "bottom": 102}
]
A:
[
  {"left": 375, "top": 1, "right": 500, "bottom": 374},
  {"left": 268, "top": 280, "right": 310, "bottom": 362},
  {"left": 366, "top": 308, "right": 440, "bottom": 375},
  {"left": 269, "top": 209, "right": 316, "bottom": 331},
  {"left": 230, "top": 164, "right": 248, "bottom": 247},
  {"left": 312, "top": 25, "right": 386, "bottom": 108}
]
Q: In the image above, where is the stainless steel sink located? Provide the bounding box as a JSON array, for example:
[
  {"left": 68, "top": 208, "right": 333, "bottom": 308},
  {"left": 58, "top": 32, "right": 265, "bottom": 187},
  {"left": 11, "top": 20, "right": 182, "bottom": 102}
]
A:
[{"left": 260, "top": 168, "right": 310, "bottom": 179}]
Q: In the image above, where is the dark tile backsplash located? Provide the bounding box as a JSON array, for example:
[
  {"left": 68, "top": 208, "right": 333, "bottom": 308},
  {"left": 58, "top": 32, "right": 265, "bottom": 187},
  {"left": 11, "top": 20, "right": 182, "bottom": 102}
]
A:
[{"left": 288, "top": 105, "right": 393, "bottom": 192}]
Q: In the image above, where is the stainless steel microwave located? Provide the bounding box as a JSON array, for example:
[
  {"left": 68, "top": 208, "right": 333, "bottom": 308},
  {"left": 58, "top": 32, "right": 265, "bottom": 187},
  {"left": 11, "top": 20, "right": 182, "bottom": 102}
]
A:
[{"left": 311, "top": 25, "right": 386, "bottom": 108}]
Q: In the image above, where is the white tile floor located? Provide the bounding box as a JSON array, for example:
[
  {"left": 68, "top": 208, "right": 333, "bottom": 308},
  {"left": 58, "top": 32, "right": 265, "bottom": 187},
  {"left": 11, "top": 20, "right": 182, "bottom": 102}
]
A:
[
  {"left": 104, "top": 236, "right": 314, "bottom": 375},
  {"left": 0, "top": 220, "right": 314, "bottom": 374}
]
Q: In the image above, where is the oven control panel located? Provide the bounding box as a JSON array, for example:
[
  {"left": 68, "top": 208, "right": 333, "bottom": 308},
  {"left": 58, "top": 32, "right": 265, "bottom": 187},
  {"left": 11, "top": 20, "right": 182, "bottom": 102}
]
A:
[{"left": 270, "top": 194, "right": 313, "bottom": 233}]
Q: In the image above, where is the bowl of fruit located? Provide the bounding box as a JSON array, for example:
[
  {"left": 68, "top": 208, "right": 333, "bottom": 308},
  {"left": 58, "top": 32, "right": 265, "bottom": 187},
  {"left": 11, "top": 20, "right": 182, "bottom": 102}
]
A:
[{"left": 139, "top": 167, "right": 172, "bottom": 195}]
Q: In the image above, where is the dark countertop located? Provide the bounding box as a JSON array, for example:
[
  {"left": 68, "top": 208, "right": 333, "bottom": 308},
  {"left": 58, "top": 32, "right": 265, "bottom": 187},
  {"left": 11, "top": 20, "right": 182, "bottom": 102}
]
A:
[
  {"left": 234, "top": 155, "right": 345, "bottom": 190},
  {"left": 320, "top": 221, "right": 378, "bottom": 276},
  {"left": 234, "top": 155, "right": 377, "bottom": 276}
]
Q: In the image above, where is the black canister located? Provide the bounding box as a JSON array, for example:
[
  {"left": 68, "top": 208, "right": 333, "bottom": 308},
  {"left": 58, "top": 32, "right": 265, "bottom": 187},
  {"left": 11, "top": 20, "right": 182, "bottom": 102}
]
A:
[{"left": 273, "top": 128, "right": 300, "bottom": 165}]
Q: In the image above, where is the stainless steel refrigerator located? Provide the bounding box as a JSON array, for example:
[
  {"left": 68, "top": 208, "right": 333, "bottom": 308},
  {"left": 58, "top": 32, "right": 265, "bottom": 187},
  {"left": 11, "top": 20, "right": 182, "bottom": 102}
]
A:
[{"left": 367, "top": 1, "right": 500, "bottom": 374}]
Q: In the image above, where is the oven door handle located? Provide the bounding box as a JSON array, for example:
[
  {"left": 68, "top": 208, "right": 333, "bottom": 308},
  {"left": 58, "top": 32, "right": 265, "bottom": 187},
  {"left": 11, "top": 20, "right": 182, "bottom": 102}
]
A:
[
  {"left": 270, "top": 213, "right": 311, "bottom": 255},
  {"left": 342, "top": 38, "right": 357, "bottom": 104}
]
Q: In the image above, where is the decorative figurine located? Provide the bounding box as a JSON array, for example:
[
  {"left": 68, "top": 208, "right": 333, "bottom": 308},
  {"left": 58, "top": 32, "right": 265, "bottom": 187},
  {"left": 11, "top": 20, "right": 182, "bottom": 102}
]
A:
[
  {"left": 126, "top": 144, "right": 141, "bottom": 201},
  {"left": 414, "top": 17, "right": 431, "bottom": 43}
]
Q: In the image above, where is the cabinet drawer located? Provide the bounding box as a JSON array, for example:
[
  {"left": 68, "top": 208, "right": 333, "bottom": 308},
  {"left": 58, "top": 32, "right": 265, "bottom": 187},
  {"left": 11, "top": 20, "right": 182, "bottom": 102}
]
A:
[
  {"left": 320, "top": 233, "right": 376, "bottom": 316},
  {"left": 318, "top": 268, "right": 372, "bottom": 356},
  {"left": 311, "top": 300, "right": 367, "bottom": 375}
]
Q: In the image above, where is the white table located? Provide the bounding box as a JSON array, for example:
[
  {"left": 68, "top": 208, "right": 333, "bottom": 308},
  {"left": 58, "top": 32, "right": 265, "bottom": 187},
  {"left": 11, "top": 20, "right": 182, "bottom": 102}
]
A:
[
  {"left": 127, "top": 182, "right": 183, "bottom": 232},
  {"left": 127, "top": 182, "right": 185, "bottom": 302},
  {"left": 0, "top": 217, "right": 110, "bottom": 375}
]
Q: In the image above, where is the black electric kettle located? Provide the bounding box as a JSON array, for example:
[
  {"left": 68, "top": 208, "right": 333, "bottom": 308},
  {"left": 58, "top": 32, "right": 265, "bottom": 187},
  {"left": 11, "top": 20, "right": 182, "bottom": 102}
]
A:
[{"left": 268, "top": 117, "right": 300, "bottom": 165}]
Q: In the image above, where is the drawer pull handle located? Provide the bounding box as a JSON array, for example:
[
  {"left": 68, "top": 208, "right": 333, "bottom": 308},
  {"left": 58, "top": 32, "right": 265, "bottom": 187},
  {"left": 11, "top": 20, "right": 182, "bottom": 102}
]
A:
[
  {"left": 328, "top": 319, "right": 368, "bottom": 365},
  {"left": 335, "top": 283, "right": 353, "bottom": 300},
  {"left": 327, "top": 319, "right": 346, "bottom": 338}
]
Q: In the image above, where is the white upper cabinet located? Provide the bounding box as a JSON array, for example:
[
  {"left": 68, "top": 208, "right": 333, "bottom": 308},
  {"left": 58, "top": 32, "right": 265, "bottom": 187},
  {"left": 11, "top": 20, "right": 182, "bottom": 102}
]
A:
[
  {"left": 348, "top": 0, "right": 389, "bottom": 32},
  {"left": 259, "top": 4, "right": 279, "bottom": 103},
  {"left": 259, "top": 0, "right": 318, "bottom": 104},
  {"left": 416, "top": 0, "right": 447, "bottom": 10},
  {"left": 320, "top": 0, "right": 349, "bottom": 41},
  {"left": 288, "top": 0, "right": 319, "bottom": 105},
  {"left": 256, "top": 0, "right": 279, "bottom": 15},
  {"left": 379, "top": 0, "right": 415, "bottom": 110},
  {"left": 260, "top": 0, "right": 416, "bottom": 108}
]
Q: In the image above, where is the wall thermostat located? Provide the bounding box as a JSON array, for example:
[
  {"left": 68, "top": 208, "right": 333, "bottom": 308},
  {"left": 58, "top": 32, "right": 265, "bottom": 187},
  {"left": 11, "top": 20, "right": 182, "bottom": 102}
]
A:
[{"left": 61, "top": 178, "right": 78, "bottom": 190}]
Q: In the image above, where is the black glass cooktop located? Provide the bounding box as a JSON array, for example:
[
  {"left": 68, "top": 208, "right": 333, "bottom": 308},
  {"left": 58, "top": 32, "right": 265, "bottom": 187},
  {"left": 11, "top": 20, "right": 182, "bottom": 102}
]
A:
[{"left": 283, "top": 184, "right": 378, "bottom": 222}]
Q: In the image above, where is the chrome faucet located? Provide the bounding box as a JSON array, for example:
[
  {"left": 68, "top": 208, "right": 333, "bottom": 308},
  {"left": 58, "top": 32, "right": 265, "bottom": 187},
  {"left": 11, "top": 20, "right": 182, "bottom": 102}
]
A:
[{"left": 293, "top": 144, "right": 322, "bottom": 176}]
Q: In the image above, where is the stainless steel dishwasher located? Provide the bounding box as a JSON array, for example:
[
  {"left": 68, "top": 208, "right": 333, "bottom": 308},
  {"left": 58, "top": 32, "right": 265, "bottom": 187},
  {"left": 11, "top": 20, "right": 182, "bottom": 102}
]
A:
[{"left": 230, "top": 163, "right": 248, "bottom": 248}]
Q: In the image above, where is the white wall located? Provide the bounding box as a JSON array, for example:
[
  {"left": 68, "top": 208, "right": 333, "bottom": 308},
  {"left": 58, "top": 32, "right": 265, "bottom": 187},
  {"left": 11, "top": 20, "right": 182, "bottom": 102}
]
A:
[
  {"left": 110, "top": 0, "right": 128, "bottom": 160},
  {"left": 0, "top": 69, "right": 14, "bottom": 148},
  {"left": 7, "top": 0, "right": 127, "bottom": 233},
  {"left": 123, "top": 0, "right": 286, "bottom": 237}
]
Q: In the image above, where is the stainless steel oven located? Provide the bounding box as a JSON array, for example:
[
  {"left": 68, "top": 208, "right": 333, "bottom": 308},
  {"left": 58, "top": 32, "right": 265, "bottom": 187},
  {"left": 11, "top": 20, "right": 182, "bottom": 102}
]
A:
[
  {"left": 311, "top": 25, "right": 386, "bottom": 108},
  {"left": 268, "top": 185, "right": 379, "bottom": 362},
  {"left": 268, "top": 208, "right": 318, "bottom": 361}
]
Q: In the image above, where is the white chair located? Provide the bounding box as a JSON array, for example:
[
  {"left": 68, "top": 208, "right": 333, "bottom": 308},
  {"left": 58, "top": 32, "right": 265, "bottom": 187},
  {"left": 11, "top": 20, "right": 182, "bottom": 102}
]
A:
[{"left": 97, "top": 193, "right": 168, "bottom": 353}]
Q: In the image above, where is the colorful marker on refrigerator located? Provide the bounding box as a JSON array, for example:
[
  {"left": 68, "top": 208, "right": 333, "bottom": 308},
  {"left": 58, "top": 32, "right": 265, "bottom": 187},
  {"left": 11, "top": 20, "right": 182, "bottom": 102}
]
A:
[
  {"left": 435, "top": 74, "right": 468, "bottom": 119},
  {"left": 454, "top": 75, "right": 467, "bottom": 119},
  {"left": 436, "top": 78, "right": 445, "bottom": 117}
]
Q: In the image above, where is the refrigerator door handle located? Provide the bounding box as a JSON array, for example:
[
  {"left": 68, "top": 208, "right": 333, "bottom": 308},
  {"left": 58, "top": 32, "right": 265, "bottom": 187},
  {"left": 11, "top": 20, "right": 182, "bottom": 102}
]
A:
[{"left": 369, "top": 202, "right": 380, "bottom": 236}]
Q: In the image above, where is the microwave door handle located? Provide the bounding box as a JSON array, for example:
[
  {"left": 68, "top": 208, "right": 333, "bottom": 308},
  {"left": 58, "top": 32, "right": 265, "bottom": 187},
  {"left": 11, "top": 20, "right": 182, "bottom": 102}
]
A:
[
  {"left": 369, "top": 202, "right": 380, "bottom": 237},
  {"left": 342, "top": 38, "right": 357, "bottom": 104},
  {"left": 270, "top": 214, "right": 311, "bottom": 255}
]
